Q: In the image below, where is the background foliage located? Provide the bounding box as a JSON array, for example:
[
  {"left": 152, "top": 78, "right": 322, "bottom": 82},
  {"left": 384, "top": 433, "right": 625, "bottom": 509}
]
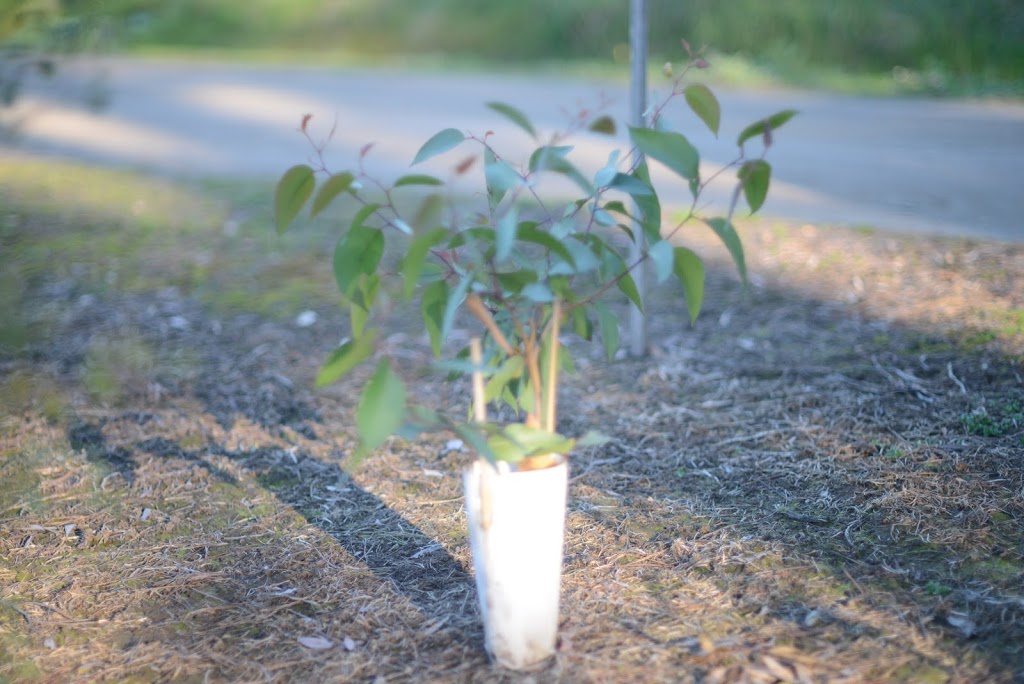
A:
[{"left": 120, "top": 0, "right": 1023, "bottom": 85}]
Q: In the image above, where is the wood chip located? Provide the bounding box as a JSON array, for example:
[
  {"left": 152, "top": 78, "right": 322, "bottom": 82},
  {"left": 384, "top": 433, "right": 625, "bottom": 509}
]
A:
[{"left": 297, "top": 636, "right": 333, "bottom": 650}]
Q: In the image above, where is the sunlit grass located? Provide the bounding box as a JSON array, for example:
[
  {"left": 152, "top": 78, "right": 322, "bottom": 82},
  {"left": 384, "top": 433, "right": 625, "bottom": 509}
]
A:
[{"left": 0, "top": 158, "right": 342, "bottom": 331}]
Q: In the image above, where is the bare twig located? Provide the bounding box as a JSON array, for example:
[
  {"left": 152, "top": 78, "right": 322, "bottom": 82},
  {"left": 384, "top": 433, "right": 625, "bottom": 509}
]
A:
[
  {"left": 465, "top": 293, "right": 517, "bottom": 358},
  {"left": 947, "top": 362, "right": 968, "bottom": 394}
]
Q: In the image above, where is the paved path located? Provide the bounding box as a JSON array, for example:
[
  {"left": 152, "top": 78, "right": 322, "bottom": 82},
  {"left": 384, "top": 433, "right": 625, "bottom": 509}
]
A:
[{"left": 4, "top": 58, "right": 1023, "bottom": 241}]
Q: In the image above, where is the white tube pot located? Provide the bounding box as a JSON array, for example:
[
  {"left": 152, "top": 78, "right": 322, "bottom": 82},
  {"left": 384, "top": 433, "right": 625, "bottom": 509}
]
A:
[{"left": 463, "top": 456, "right": 569, "bottom": 670}]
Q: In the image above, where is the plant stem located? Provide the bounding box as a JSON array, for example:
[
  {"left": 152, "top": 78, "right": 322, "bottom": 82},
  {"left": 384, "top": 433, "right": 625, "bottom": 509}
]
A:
[
  {"left": 470, "top": 338, "right": 487, "bottom": 424},
  {"left": 543, "top": 299, "right": 562, "bottom": 433},
  {"left": 523, "top": 323, "right": 543, "bottom": 429}
]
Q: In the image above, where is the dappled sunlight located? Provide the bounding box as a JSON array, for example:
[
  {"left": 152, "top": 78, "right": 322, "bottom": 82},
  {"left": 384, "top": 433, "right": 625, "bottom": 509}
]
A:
[
  {"left": 183, "top": 82, "right": 336, "bottom": 129},
  {"left": 3, "top": 59, "right": 1021, "bottom": 240},
  {"left": 3, "top": 179, "right": 1022, "bottom": 679},
  {"left": 5, "top": 96, "right": 217, "bottom": 169}
]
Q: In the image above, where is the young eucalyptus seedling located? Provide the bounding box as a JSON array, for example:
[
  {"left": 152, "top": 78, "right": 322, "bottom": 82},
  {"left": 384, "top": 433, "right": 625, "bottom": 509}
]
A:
[{"left": 274, "top": 49, "right": 795, "bottom": 465}]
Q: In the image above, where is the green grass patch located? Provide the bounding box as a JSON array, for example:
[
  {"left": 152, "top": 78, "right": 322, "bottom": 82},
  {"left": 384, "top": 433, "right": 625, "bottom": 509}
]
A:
[
  {"left": 962, "top": 394, "right": 1024, "bottom": 438},
  {"left": 0, "top": 158, "right": 352, "bottom": 327}
]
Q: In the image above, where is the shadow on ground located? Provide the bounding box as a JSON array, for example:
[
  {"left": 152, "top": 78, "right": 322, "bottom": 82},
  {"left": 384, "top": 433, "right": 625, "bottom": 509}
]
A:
[{"left": 6, "top": 224, "right": 1022, "bottom": 682}]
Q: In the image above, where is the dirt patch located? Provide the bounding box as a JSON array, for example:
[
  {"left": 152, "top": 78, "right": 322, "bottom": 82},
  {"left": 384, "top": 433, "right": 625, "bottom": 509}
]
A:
[{"left": 2, "top": 219, "right": 1022, "bottom": 683}]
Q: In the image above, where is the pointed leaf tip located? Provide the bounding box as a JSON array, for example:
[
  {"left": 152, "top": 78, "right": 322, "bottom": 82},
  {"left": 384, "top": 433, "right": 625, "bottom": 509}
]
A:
[
  {"left": 315, "top": 331, "right": 377, "bottom": 387},
  {"left": 737, "top": 110, "right": 798, "bottom": 147},
  {"left": 738, "top": 160, "right": 771, "bottom": 214},
  {"left": 629, "top": 127, "right": 699, "bottom": 181},
  {"left": 684, "top": 84, "right": 720, "bottom": 136},
  {"left": 486, "top": 101, "right": 537, "bottom": 137},
  {"left": 588, "top": 115, "right": 616, "bottom": 135},
  {"left": 673, "top": 247, "right": 705, "bottom": 324},
  {"left": 704, "top": 217, "right": 746, "bottom": 284},
  {"left": 412, "top": 128, "right": 465, "bottom": 165},
  {"left": 311, "top": 171, "right": 354, "bottom": 218},
  {"left": 356, "top": 360, "right": 407, "bottom": 455},
  {"left": 275, "top": 164, "right": 315, "bottom": 234}
]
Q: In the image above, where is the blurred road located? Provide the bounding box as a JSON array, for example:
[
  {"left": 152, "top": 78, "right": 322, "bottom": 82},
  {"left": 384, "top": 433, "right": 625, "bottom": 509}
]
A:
[{"left": 4, "top": 57, "right": 1023, "bottom": 241}]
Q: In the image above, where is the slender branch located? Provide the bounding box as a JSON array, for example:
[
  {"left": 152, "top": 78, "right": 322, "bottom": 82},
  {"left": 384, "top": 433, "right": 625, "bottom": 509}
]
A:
[
  {"left": 465, "top": 293, "right": 518, "bottom": 358},
  {"left": 522, "top": 329, "right": 543, "bottom": 429}
]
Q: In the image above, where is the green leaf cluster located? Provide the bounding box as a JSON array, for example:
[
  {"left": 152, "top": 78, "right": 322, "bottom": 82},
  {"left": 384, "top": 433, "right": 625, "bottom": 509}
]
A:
[{"left": 271, "top": 65, "right": 795, "bottom": 464}]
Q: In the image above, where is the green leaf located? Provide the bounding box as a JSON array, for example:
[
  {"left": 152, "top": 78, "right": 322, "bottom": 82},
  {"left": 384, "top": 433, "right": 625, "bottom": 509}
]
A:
[
  {"left": 350, "top": 273, "right": 380, "bottom": 337},
  {"left": 518, "top": 223, "right": 575, "bottom": 268},
  {"left": 495, "top": 207, "right": 518, "bottom": 262},
  {"left": 617, "top": 272, "right": 644, "bottom": 313},
  {"left": 628, "top": 127, "right": 699, "bottom": 181},
  {"left": 334, "top": 225, "right": 384, "bottom": 297},
  {"left": 592, "top": 208, "right": 616, "bottom": 226},
  {"left": 402, "top": 228, "right": 448, "bottom": 299},
  {"left": 486, "top": 101, "right": 536, "bottom": 137},
  {"left": 576, "top": 430, "right": 611, "bottom": 447},
  {"left": 485, "top": 148, "right": 520, "bottom": 208},
  {"left": 486, "top": 423, "right": 574, "bottom": 463},
  {"left": 607, "top": 172, "right": 654, "bottom": 196},
  {"left": 603, "top": 200, "right": 631, "bottom": 216},
  {"left": 448, "top": 226, "right": 494, "bottom": 250},
  {"left": 500, "top": 385, "right": 519, "bottom": 414},
  {"left": 441, "top": 275, "right": 470, "bottom": 341},
  {"left": 522, "top": 282, "right": 553, "bottom": 302},
  {"left": 485, "top": 356, "right": 524, "bottom": 402},
  {"left": 413, "top": 193, "right": 445, "bottom": 230},
  {"left": 528, "top": 146, "right": 593, "bottom": 194},
  {"left": 275, "top": 164, "right": 315, "bottom": 234},
  {"left": 394, "top": 174, "right": 444, "bottom": 187},
  {"left": 648, "top": 239, "right": 674, "bottom": 283},
  {"left": 310, "top": 171, "right": 354, "bottom": 218},
  {"left": 632, "top": 161, "right": 663, "bottom": 243},
  {"left": 412, "top": 128, "right": 465, "bottom": 165},
  {"left": 684, "top": 83, "right": 720, "bottom": 136},
  {"left": 572, "top": 307, "right": 593, "bottom": 341},
  {"left": 495, "top": 269, "right": 538, "bottom": 294},
  {"left": 559, "top": 345, "right": 576, "bottom": 375},
  {"left": 737, "top": 109, "right": 798, "bottom": 147},
  {"left": 356, "top": 360, "right": 406, "bottom": 456},
  {"left": 421, "top": 280, "right": 447, "bottom": 357},
  {"left": 594, "top": 150, "right": 620, "bottom": 187},
  {"left": 558, "top": 237, "right": 600, "bottom": 274},
  {"left": 452, "top": 422, "right": 496, "bottom": 463},
  {"left": 738, "top": 160, "right": 771, "bottom": 214},
  {"left": 673, "top": 246, "right": 705, "bottom": 324},
  {"left": 704, "top": 217, "right": 746, "bottom": 283},
  {"left": 396, "top": 404, "right": 443, "bottom": 440},
  {"left": 351, "top": 202, "right": 381, "bottom": 228},
  {"left": 486, "top": 430, "right": 527, "bottom": 463},
  {"left": 588, "top": 115, "right": 616, "bottom": 135},
  {"left": 314, "top": 330, "right": 377, "bottom": 387},
  {"left": 503, "top": 424, "right": 574, "bottom": 457},
  {"left": 596, "top": 303, "right": 619, "bottom": 360}
]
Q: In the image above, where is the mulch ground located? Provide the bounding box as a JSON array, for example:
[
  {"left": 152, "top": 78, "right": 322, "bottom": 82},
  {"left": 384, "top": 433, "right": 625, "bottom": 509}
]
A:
[{"left": 2, "top": 220, "right": 1022, "bottom": 683}]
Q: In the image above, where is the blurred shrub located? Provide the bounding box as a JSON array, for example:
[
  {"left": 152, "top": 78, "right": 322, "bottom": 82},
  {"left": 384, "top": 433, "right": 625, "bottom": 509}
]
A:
[{"left": 126, "top": 0, "right": 1023, "bottom": 82}]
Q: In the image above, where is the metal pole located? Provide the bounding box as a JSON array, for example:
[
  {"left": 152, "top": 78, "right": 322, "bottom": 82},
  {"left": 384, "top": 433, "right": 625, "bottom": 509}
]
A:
[{"left": 628, "top": 0, "right": 648, "bottom": 357}]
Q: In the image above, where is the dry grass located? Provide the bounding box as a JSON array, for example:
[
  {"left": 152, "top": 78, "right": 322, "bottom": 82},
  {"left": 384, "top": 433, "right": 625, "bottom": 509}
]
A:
[{"left": 1, "top": 210, "right": 1023, "bottom": 683}]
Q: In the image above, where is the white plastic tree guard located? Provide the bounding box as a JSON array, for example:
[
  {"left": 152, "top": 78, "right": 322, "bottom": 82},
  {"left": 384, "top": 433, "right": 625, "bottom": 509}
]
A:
[{"left": 464, "top": 457, "right": 570, "bottom": 669}]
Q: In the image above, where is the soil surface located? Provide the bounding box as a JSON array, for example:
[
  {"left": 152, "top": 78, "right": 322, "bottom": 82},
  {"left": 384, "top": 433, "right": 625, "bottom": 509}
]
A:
[{"left": 2, "top": 212, "right": 1023, "bottom": 682}]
